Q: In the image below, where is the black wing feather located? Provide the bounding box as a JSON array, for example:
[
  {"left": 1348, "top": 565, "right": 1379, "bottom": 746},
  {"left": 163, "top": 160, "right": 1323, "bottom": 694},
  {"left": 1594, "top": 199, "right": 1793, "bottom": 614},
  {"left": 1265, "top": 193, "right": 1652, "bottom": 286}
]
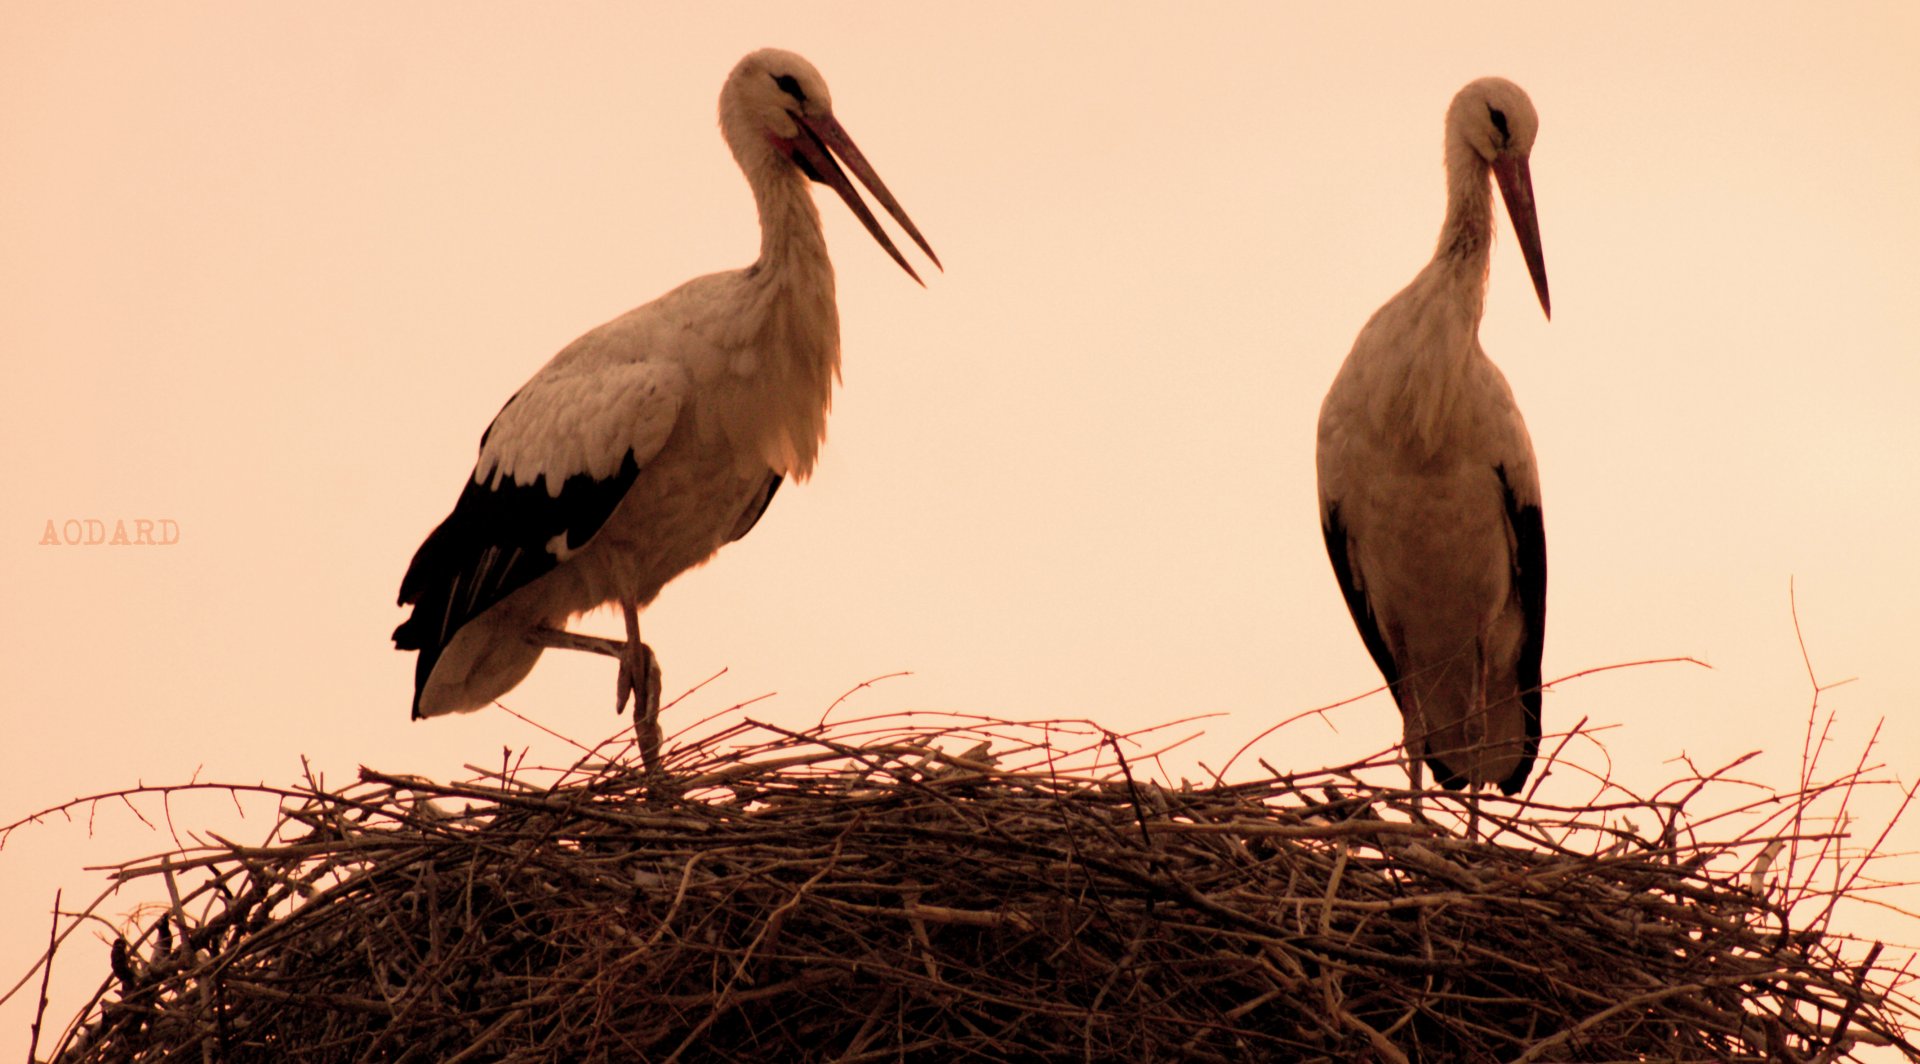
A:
[
  {"left": 394, "top": 450, "right": 642, "bottom": 715},
  {"left": 1321, "top": 504, "right": 1400, "bottom": 692},
  {"left": 1494, "top": 464, "right": 1547, "bottom": 796},
  {"left": 727, "top": 473, "right": 783, "bottom": 543}
]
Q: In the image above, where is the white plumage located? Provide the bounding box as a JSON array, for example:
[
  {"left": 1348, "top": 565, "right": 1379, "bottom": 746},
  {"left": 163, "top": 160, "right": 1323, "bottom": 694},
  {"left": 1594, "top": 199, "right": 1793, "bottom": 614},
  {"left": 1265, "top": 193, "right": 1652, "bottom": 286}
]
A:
[
  {"left": 1315, "top": 77, "right": 1551, "bottom": 797},
  {"left": 395, "top": 49, "right": 937, "bottom": 731}
]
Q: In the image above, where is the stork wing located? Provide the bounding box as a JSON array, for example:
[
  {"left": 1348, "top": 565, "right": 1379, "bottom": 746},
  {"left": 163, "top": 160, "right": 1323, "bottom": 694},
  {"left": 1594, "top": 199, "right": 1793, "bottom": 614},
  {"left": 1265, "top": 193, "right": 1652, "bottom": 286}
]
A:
[
  {"left": 1495, "top": 464, "right": 1547, "bottom": 795},
  {"left": 1320, "top": 502, "right": 1401, "bottom": 695},
  {"left": 393, "top": 359, "right": 686, "bottom": 687}
]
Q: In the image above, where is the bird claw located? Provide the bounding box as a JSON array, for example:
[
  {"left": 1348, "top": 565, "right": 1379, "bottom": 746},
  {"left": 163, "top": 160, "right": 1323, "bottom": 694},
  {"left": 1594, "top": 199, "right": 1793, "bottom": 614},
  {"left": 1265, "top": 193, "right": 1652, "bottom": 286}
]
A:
[
  {"left": 615, "top": 637, "right": 667, "bottom": 781},
  {"left": 645, "top": 663, "right": 662, "bottom": 720},
  {"left": 615, "top": 643, "right": 663, "bottom": 721}
]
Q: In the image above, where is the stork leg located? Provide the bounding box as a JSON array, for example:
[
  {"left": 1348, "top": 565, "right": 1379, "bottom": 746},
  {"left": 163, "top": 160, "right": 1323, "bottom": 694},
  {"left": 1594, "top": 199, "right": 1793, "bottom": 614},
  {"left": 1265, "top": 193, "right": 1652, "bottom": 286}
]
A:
[
  {"left": 522, "top": 618, "right": 666, "bottom": 781},
  {"left": 1402, "top": 704, "right": 1428, "bottom": 823},
  {"left": 616, "top": 599, "right": 664, "bottom": 777},
  {"left": 1406, "top": 753, "right": 1425, "bottom": 821},
  {"left": 1465, "top": 655, "right": 1491, "bottom": 843}
]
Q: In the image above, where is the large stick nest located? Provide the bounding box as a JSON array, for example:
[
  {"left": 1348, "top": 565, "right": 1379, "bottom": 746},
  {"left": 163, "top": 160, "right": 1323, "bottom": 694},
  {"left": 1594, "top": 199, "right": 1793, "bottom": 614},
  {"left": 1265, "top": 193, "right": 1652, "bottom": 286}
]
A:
[{"left": 24, "top": 712, "right": 1920, "bottom": 1062}]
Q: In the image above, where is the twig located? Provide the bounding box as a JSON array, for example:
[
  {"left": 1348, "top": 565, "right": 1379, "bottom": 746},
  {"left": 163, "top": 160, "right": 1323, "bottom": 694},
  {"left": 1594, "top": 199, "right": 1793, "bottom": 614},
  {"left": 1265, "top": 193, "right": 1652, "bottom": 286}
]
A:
[{"left": 27, "top": 889, "right": 60, "bottom": 1064}]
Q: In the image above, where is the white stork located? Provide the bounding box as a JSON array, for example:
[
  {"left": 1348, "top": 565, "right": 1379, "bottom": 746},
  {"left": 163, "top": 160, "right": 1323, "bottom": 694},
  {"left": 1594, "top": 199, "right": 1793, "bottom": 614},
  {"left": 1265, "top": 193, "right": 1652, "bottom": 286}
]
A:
[
  {"left": 394, "top": 49, "right": 937, "bottom": 764},
  {"left": 1315, "top": 77, "right": 1550, "bottom": 802}
]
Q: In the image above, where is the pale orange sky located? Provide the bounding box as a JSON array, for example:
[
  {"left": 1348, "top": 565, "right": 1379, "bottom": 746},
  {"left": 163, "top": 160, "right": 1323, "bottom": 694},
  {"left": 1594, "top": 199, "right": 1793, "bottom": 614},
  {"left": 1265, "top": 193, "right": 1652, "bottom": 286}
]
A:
[{"left": 5, "top": 3, "right": 1920, "bottom": 1046}]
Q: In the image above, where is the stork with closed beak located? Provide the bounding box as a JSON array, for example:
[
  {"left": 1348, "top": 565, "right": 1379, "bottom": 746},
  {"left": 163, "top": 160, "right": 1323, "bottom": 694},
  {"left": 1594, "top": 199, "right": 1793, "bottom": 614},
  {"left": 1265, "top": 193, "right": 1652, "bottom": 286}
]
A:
[
  {"left": 394, "top": 49, "right": 937, "bottom": 771},
  {"left": 1315, "top": 77, "right": 1550, "bottom": 813}
]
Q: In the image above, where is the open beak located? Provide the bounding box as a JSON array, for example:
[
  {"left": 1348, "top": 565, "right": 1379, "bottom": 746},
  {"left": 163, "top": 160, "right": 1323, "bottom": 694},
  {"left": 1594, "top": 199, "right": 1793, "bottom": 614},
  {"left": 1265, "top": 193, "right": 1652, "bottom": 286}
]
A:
[
  {"left": 783, "top": 112, "right": 940, "bottom": 285},
  {"left": 1491, "top": 154, "right": 1550, "bottom": 320}
]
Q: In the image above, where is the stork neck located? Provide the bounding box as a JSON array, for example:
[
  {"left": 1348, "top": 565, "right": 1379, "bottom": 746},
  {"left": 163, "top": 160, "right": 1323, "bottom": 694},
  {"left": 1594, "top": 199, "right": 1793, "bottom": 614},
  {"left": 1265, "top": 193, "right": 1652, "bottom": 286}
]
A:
[
  {"left": 1433, "top": 145, "right": 1495, "bottom": 310},
  {"left": 750, "top": 167, "right": 833, "bottom": 284},
  {"left": 722, "top": 159, "right": 841, "bottom": 480},
  {"left": 739, "top": 163, "right": 839, "bottom": 373},
  {"left": 1370, "top": 147, "right": 1497, "bottom": 458}
]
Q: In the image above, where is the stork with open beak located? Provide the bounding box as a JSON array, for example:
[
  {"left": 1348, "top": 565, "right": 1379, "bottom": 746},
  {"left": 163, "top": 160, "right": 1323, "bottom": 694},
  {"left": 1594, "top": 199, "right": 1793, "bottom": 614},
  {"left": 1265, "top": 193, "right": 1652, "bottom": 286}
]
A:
[
  {"left": 394, "top": 49, "right": 938, "bottom": 771},
  {"left": 1315, "top": 77, "right": 1551, "bottom": 812}
]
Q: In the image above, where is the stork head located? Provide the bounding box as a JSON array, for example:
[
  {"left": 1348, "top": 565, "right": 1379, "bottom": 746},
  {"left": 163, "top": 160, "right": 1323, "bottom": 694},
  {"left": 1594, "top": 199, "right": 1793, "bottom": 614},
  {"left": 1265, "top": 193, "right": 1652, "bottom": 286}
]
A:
[
  {"left": 720, "top": 48, "right": 940, "bottom": 284},
  {"left": 1447, "top": 77, "right": 1549, "bottom": 318}
]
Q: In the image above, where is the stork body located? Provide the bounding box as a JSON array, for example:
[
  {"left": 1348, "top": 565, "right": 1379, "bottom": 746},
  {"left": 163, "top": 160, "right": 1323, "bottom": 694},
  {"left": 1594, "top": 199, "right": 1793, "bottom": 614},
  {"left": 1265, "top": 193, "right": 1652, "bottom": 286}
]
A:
[
  {"left": 1315, "top": 78, "right": 1550, "bottom": 797},
  {"left": 395, "top": 49, "right": 936, "bottom": 734}
]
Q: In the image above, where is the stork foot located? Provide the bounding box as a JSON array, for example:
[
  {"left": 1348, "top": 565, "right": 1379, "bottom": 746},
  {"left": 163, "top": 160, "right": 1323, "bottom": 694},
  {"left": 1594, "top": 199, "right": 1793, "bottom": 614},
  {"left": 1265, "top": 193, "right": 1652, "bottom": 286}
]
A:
[
  {"left": 617, "top": 600, "right": 666, "bottom": 783},
  {"left": 613, "top": 643, "right": 663, "bottom": 722},
  {"left": 617, "top": 639, "right": 664, "bottom": 772}
]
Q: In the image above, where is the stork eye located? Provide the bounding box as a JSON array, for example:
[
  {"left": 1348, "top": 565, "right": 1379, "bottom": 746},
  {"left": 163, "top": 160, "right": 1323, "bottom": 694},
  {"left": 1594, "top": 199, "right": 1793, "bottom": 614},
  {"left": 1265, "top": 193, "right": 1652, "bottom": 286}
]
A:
[
  {"left": 773, "top": 74, "right": 807, "bottom": 103},
  {"left": 1487, "top": 105, "right": 1510, "bottom": 140}
]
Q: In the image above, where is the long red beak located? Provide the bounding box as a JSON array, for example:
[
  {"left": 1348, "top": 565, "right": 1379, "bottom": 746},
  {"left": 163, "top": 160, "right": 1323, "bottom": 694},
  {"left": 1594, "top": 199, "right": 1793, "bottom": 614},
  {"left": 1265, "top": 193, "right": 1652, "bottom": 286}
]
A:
[
  {"left": 1491, "top": 154, "right": 1550, "bottom": 320},
  {"left": 783, "top": 112, "right": 940, "bottom": 286}
]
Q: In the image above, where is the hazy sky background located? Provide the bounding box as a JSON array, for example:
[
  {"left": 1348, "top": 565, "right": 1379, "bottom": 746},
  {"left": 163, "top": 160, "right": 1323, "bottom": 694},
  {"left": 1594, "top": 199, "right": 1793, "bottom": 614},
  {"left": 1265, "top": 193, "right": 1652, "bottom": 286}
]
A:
[{"left": 5, "top": 2, "right": 1918, "bottom": 1046}]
